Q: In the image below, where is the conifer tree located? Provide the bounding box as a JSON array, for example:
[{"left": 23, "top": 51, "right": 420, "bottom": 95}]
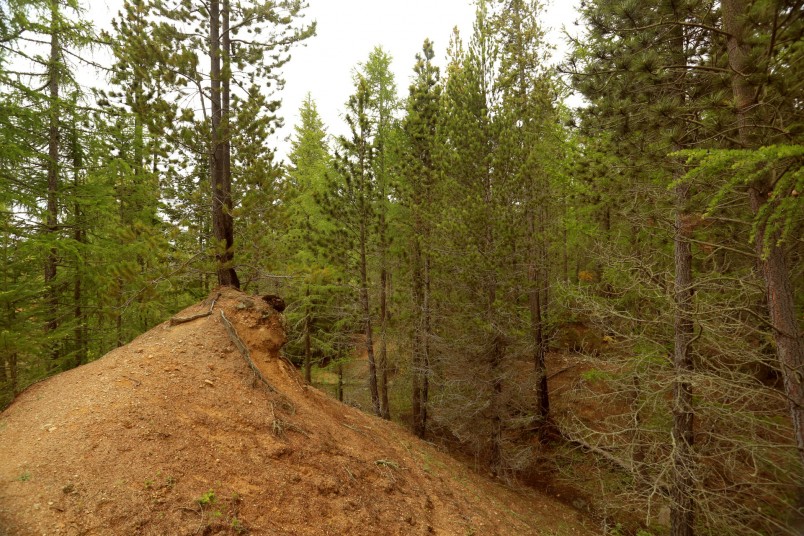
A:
[
  {"left": 142, "top": 0, "right": 314, "bottom": 287},
  {"left": 492, "top": 0, "right": 558, "bottom": 433},
  {"left": 565, "top": 0, "right": 803, "bottom": 533},
  {"left": 399, "top": 39, "right": 441, "bottom": 437},
  {"left": 359, "top": 46, "right": 398, "bottom": 420},
  {"left": 434, "top": 4, "right": 514, "bottom": 472},
  {"left": 281, "top": 94, "right": 337, "bottom": 383},
  {"left": 332, "top": 77, "right": 381, "bottom": 416}
]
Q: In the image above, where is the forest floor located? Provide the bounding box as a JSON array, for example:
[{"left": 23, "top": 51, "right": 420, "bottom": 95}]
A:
[{"left": 0, "top": 288, "right": 595, "bottom": 536}]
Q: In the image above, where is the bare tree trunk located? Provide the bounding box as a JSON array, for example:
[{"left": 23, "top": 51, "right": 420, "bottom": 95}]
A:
[
  {"left": 359, "top": 217, "right": 380, "bottom": 416},
  {"left": 671, "top": 181, "right": 695, "bottom": 536},
  {"left": 528, "top": 207, "right": 549, "bottom": 431},
  {"left": 303, "top": 286, "right": 312, "bottom": 383},
  {"left": 722, "top": 0, "right": 804, "bottom": 469},
  {"left": 666, "top": 8, "right": 697, "bottom": 534},
  {"left": 422, "top": 249, "right": 431, "bottom": 434},
  {"left": 73, "top": 156, "right": 86, "bottom": 368},
  {"left": 337, "top": 363, "right": 344, "bottom": 402},
  {"left": 210, "top": 0, "right": 239, "bottom": 289},
  {"left": 379, "top": 260, "right": 391, "bottom": 419},
  {"left": 45, "top": 0, "right": 60, "bottom": 364}
]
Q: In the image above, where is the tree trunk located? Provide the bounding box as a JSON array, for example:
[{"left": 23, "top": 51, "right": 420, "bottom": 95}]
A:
[
  {"left": 10, "top": 352, "right": 17, "bottom": 395},
  {"left": 411, "top": 217, "right": 427, "bottom": 437},
  {"left": 483, "top": 166, "right": 503, "bottom": 472},
  {"left": 73, "top": 168, "right": 86, "bottom": 367},
  {"left": 359, "top": 217, "right": 380, "bottom": 417},
  {"left": 116, "top": 281, "right": 124, "bottom": 348},
  {"left": 303, "top": 286, "right": 312, "bottom": 383},
  {"left": 671, "top": 181, "right": 695, "bottom": 536},
  {"left": 210, "top": 0, "right": 239, "bottom": 289},
  {"left": 528, "top": 207, "right": 549, "bottom": 431},
  {"left": 337, "top": 363, "right": 344, "bottom": 402},
  {"left": 722, "top": 0, "right": 804, "bottom": 469},
  {"left": 421, "top": 248, "right": 431, "bottom": 434},
  {"left": 379, "top": 259, "right": 391, "bottom": 419},
  {"left": 489, "top": 333, "right": 504, "bottom": 474},
  {"left": 45, "top": 0, "right": 60, "bottom": 364},
  {"left": 668, "top": 10, "right": 696, "bottom": 533}
]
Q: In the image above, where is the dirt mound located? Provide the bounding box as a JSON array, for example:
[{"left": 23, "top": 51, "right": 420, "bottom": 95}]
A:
[{"left": 0, "top": 288, "right": 592, "bottom": 535}]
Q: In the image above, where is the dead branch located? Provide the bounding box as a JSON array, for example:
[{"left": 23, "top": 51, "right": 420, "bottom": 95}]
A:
[
  {"left": 170, "top": 292, "right": 221, "bottom": 326},
  {"left": 269, "top": 402, "right": 309, "bottom": 438},
  {"left": 560, "top": 427, "right": 671, "bottom": 497},
  {"left": 548, "top": 364, "right": 581, "bottom": 381}
]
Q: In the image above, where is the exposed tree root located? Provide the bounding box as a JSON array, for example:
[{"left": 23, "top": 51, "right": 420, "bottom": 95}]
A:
[{"left": 219, "top": 310, "right": 278, "bottom": 393}]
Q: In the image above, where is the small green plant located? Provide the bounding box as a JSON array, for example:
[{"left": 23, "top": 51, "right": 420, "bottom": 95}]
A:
[
  {"left": 165, "top": 476, "right": 176, "bottom": 488},
  {"left": 18, "top": 471, "right": 31, "bottom": 482},
  {"left": 581, "top": 368, "right": 612, "bottom": 382},
  {"left": 197, "top": 489, "right": 216, "bottom": 507},
  {"left": 144, "top": 479, "right": 154, "bottom": 489},
  {"left": 231, "top": 517, "right": 247, "bottom": 534}
]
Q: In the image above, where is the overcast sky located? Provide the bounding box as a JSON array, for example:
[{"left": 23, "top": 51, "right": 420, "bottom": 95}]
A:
[{"left": 94, "top": 0, "right": 581, "bottom": 160}]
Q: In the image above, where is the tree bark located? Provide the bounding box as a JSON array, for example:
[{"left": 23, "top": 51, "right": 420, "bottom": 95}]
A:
[
  {"left": 665, "top": 6, "right": 697, "bottom": 534},
  {"left": 73, "top": 142, "right": 86, "bottom": 368},
  {"left": 671, "top": 181, "right": 695, "bottom": 536},
  {"left": 528, "top": 207, "right": 549, "bottom": 429},
  {"left": 303, "top": 286, "right": 312, "bottom": 383},
  {"left": 45, "top": 0, "right": 60, "bottom": 364},
  {"left": 378, "top": 260, "right": 391, "bottom": 419},
  {"left": 722, "top": 0, "right": 804, "bottom": 468},
  {"left": 411, "top": 212, "right": 429, "bottom": 437},
  {"left": 210, "top": 0, "right": 239, "bottom": 289},
  {"left": 337, "top": 363, "right": 344, "bottom": 402},
  {"left": 358, "top": 182, "right": 380, "bottom": 416}
]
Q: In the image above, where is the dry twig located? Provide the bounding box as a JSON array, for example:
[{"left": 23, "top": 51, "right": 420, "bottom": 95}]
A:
[{"left": 169, "top": 292, "right": 221, "bottom": 326}]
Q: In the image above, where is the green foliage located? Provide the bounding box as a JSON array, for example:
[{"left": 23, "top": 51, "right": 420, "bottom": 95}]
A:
[
  {"left": 676, "top": 145, "right": 803, "bottom": 258},
  {"left": 196, "top": 489, "right": 216, "bottom": 507}
]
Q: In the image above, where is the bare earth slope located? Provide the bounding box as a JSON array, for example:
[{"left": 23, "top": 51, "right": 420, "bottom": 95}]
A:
[{"left": 0, "top": 288, "right": 591, "bottom": 535}]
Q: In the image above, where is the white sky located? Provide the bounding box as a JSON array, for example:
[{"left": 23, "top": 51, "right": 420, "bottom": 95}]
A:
[{"left": 92, "top": 0, "right": 581, "bottom": 160}]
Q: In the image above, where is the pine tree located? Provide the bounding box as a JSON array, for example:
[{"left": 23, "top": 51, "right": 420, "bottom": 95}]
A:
[
  {"left": 565, "top": 0, "right": 803, "bottom": 532},
  {"left": 492, "top": 0, "right": 558, "bottom": 435},
  {"left": 399, "top": 39, "right": 441, "bottom": 437},
  {"left": 359, "top": 46, "right": 398, "bottom": 420},
  {"left": 332, "top": 77, "right": 381, "bottom": 416},
  {"left": 281, "top": 94, "right": 338, "bottom": 383},
  {"left": 142, "top": 0, "right": 314, "bottom": 287}
]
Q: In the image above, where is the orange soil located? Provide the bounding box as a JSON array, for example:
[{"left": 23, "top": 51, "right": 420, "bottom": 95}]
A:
[{"left": 0, "top": 288, "right": 593, "bottom": 536}]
